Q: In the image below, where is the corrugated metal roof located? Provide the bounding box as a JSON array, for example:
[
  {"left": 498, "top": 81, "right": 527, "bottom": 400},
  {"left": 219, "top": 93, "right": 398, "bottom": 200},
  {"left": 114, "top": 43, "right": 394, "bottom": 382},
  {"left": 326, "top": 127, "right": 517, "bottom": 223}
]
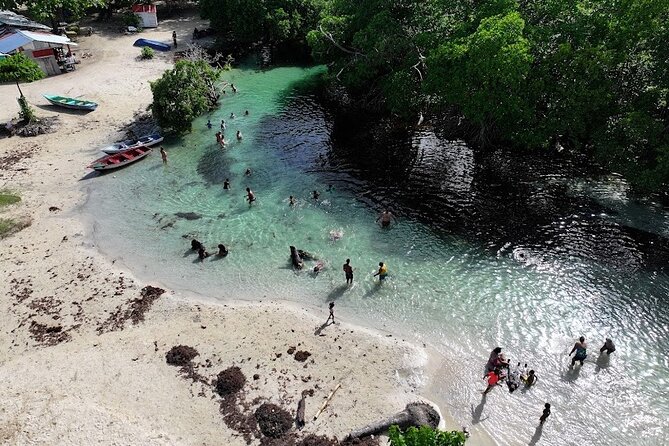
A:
[
  {"left": 0, "top": 29, "right": 76, "bottom": 53},
  {"left": 0, "top": 10, "right": 50, "bottom": 31}
]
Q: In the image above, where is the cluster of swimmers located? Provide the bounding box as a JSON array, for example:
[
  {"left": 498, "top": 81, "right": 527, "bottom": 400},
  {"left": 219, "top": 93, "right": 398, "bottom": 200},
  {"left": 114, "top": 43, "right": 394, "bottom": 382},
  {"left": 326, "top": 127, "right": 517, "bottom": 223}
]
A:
[
  {"left": 482, "top": 336, "right": 616, "bottom": 426},
  {"left": 190, "top": 239, "right": 228, "bottom": 261}
]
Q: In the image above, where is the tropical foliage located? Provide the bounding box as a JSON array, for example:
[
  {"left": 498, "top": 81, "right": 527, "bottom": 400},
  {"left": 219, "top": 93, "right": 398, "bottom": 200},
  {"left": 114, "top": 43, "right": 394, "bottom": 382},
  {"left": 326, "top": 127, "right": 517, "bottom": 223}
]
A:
[
  {"left": 0, "top": 53, "right": 45, "bottom": 83},
  {"left": 150, "top": 59, "right": 221, "bottom": 134},
  {"left": 306, "top": 0, "right": 669, "bottom": 192},
  {"left": 199, "top": 0, "right": 326, "bottom": 44},
  {"left": 0, "top": 0, "right": 106, "bottom": 23},
  {"left": 388, "top": 425, "right": 467, "bottom": 446}
]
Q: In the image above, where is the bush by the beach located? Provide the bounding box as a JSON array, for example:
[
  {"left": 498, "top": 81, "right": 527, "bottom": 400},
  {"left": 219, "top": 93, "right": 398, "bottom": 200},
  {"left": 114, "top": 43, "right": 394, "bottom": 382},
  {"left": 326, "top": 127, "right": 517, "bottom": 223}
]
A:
[
  {"left": 140, "top": 46, "right": 155, "bottom": 60},
  {"left": 0, "top": 191, "right": 20, "bottom": 207},
  {"left": 150, "top": 60, "right": 221, "bottom": 133},
  {"left": 0, "top": 53, "right": 45, "bottom": 83},
  {"left": 388, "top": 425, "right": 466, "bottom": 446},
  {"left": 0, "top": 218, "right": 30, "bottom": 239},
  {"left": 122, "top": 11, "right": 142, "bottom": 28}
]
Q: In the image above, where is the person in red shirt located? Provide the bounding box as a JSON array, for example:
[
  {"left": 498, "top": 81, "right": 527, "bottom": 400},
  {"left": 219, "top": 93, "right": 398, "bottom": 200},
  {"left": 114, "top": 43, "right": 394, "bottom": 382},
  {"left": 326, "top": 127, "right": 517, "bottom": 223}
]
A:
[{"left": 483, "top": 369, "right": 501, "bottom": 394}]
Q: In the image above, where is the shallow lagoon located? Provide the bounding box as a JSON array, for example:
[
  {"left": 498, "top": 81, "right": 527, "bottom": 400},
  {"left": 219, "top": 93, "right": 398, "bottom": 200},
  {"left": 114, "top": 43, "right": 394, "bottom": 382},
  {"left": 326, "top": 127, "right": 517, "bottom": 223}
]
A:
[{"left": 84, "top": 64, "right": 669, "bottom": 445}]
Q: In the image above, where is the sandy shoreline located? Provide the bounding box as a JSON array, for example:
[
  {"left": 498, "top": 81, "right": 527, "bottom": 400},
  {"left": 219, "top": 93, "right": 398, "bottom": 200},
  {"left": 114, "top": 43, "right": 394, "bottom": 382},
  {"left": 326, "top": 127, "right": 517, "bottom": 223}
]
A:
[{"left": 0, "top": 14, "right": 499, "bottom": 446}]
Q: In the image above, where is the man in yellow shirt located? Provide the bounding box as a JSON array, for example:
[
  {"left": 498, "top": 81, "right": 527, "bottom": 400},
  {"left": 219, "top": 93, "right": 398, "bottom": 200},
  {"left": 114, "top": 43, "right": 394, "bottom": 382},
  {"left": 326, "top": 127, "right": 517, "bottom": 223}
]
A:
[{"left": 374, "top": 262, "right": 388, "bottom": 282}]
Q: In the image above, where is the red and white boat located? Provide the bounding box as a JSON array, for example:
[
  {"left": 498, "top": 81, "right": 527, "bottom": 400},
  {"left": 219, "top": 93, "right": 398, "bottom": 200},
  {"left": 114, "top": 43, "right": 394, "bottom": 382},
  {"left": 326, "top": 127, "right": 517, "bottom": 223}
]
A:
[{"left": 88, "top": 146, "right": 152, "bottom": 171}]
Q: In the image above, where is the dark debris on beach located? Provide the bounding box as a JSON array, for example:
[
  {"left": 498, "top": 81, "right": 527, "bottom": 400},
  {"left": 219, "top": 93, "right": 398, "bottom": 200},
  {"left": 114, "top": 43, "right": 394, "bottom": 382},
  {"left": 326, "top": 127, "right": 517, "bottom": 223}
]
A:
[{"left": 97, "top": 285, "right": 165, "bottom": 333}]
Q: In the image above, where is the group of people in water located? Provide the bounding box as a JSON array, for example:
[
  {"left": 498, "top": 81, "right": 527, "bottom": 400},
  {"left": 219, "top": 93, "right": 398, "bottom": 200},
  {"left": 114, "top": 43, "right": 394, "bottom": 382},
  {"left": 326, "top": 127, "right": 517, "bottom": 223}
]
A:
[
  {"left": 190, "top": 239, "right": 228, "bottom": 261},
  {"left": 483, "top": 336, "right": 616, "bottom": 426}
]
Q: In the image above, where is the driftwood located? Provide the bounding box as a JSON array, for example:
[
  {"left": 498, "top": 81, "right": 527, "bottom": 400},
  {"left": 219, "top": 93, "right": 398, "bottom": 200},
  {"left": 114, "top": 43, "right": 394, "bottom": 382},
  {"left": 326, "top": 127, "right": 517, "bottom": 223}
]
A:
[
  {"left": 296, "top": 395, "right": 306, "bottom": 429},
  {"left": 346, "top": 402, "right": 440, "bottom": 440},
  {"left": 313, "top": 382, "right": 341, "bottom": 421}
]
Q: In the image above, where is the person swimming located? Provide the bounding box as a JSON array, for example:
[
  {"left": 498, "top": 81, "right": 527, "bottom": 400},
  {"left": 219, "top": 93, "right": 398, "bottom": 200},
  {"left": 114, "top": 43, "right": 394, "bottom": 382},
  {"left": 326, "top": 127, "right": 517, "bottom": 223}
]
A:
[
  {"left": 313, "top": 261, "right": 324, "bottom": 273},
  {"left": 312, "top": 190, "right": 320, "bottom": 200},
  {"left": 198, "top": 246, "right": 210, "bottom": 260},
  {"left": 289, "top": 245, "right": 303, "bottom": 269},
  {"left": 376, "top": 209, "right": 396, "bottom": 228},
  {"left": 289, "top": 195, "right": 296, "bottom": 206},
  {"left": 217, "top": 244, "right": 228, "bottom": 256},
  {"left": 206, "top": 119, "right": 212, "bottom": 129},
  {"left": 244, "top": 110, "right": 249, "bottom": 116},
  {"left": 329, "top": 230, "right": 343, "bottom": 241},
  {"left": 245, "top": 168, "right": 252, "bottom": 176},
  {"left": 230, "top": 112, "right": 235, "bottom": 119}
]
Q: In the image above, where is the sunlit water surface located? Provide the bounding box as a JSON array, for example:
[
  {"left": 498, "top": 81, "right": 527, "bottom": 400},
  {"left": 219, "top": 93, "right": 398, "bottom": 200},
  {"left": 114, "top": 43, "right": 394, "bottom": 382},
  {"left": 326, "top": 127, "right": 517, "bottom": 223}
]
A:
[{"left": 83, "top": 64, "right": 669, "bottom": 445}]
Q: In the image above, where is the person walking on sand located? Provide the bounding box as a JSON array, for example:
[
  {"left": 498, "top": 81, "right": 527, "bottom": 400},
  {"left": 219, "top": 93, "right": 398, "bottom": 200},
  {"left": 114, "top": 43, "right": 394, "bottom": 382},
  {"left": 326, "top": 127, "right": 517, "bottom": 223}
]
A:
[
  {"left": 373, "top": 262, "right": 388, "bottom": 281},
  {"left": 376, "top": 209, "right": 395, "bottom": 228},
  {"left": 600, "top": 338, "right": 615, "bottom": 355},
  {"left": 160, "top": 147, "right": 167, "bottom": 164},
  {"left": 343, "top": 258, "right": 353, "bottom": 285},
  {"left": 326, "top": 302, "right": 335, "bottom": 324},
  {"left": 172, "top": 31, "right": 177, "bottom": 48},
  {"left": 569, "top": 336, "right": 588, "bottom": 367},
  {"left": 246, "top": 187, "right": 256, "bottom": 204},
  {"left": 223, "top": 178, "right": 230, "bottom": 190},
  {"left": 539, "top": 403, "right": 551, "bottom": 425}
]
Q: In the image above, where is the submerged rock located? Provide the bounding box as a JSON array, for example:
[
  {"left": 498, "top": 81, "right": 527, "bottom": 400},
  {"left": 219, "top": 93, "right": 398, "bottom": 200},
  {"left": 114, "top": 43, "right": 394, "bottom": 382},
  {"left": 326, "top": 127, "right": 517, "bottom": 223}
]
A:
[{"left": 175, "top": 212, "right": 202, "bottom": 220}]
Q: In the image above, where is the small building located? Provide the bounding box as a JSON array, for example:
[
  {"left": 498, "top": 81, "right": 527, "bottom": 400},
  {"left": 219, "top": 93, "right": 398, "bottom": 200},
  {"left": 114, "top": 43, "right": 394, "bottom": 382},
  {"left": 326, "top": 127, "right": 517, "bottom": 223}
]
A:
[
  {"left": 0, "top": 29, "right": 77, "bottom": 76},
  {"left": 132, "top": 4, "right": 158, "bottom": 28},
  {"left": 0, "top": 10, "right": 51, "bottom": 34}
]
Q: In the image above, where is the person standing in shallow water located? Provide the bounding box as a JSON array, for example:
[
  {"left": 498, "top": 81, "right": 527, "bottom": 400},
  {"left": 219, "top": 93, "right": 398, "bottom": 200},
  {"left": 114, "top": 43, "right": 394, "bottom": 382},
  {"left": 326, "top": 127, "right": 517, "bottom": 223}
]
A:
[
  {"left": 172, "top": 31, "right": 177, "bottom": 48},
  {"left": 223, "top": 178, "right": 230, "bottom": 190},
  {"left": 373, "top": 262, "right": 387, "bottom": 281},
  {"left": 569, "top": 336, "right": 587, "bottom": 367},
  {"left": 539, "top": 403, "right": 551, "bottom": 425},
  {"left": 246, "top": 187, "right": 256, "bottom": 205},
  {"left": 160, "top": 147, "right": 167, "bottom": 164},
  {"left": 343, "top": 258, "right": 353, "bottom": 285},
  {"left": 600, "top": 338, "right": 615, "bottom": 355}
]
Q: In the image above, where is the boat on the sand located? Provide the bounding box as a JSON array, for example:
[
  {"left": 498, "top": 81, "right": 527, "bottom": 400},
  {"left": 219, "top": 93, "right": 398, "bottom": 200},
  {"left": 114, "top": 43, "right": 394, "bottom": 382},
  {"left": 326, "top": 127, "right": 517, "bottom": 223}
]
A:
[
  {"left": 43, "top": 94, "right": 98, "bottom": 111},
  {"left": 101, "top": 133, "right": 164, "bottom": 154},
  {"left": 88, "top": 146, "right": 152, "bottom": 171},
  {"left": 133, "top": 38, "right": 171, "bottom": 51}
]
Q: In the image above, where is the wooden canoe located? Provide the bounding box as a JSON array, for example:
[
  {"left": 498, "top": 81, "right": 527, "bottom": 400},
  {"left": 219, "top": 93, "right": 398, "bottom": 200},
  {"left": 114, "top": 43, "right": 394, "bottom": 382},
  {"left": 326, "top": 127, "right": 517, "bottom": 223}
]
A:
[
  {"left": 88, "top": 146, "right": 152, "bottom": 171},
  {"left": 44, "top": 94, "right": 98, "bottom": 111}
]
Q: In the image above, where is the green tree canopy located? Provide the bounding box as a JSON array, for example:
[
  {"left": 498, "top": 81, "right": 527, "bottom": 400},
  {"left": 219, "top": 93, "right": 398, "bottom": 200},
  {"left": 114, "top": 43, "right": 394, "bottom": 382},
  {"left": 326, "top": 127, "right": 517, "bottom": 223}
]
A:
[
  {"left": 150, "top": 60, "right": 221, "bottom": 134},
  {"left": 0, "top": 52, "right": 45, "bottom": 83}
]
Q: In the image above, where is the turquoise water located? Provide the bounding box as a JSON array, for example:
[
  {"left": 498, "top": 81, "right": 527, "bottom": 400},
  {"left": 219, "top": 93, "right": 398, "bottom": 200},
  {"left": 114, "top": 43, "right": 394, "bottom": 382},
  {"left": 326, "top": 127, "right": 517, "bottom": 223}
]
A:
[{"left": 84, "top": 65, "right": 669, "bottom": 445}]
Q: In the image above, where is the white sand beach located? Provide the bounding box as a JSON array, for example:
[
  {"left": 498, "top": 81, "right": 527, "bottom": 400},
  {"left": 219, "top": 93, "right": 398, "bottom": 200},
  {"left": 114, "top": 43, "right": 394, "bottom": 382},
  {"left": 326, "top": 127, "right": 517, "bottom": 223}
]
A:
[{"left": 0, "top": 14, "right": 494, "bottom": 446}]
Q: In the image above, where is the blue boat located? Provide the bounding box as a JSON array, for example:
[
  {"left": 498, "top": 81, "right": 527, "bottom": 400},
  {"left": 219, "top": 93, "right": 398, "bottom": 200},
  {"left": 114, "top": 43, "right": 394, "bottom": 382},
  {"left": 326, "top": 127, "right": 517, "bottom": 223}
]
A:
[{"left": 133, "top": 38, "right": 171, "bottom": 52}]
